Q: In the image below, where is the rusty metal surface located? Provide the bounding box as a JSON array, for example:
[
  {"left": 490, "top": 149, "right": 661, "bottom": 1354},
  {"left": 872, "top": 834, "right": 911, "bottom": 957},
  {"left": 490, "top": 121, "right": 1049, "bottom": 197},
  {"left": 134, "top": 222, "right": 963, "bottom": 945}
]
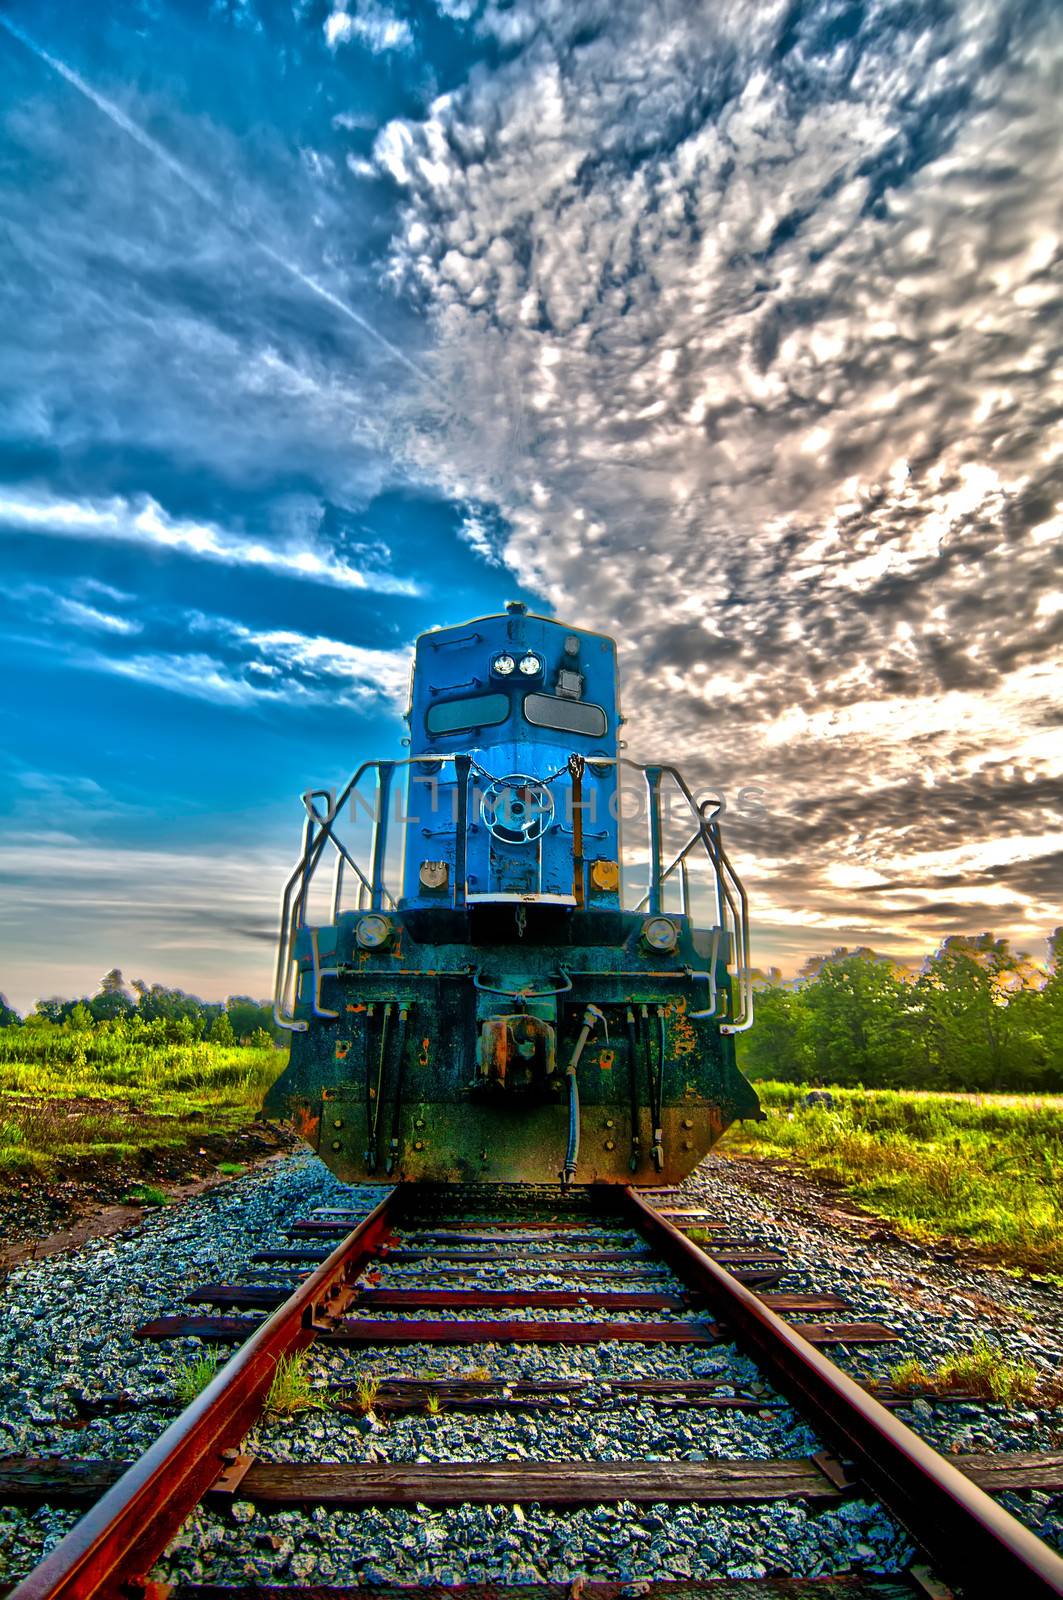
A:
[
  {"left": 304, "top": 1098, "right": 734, "bottom": 1187},
  {"left": 621, "top": 1187, "right": 1063, "bottom": 1600},
  {"left": 5, "top": 1189, "right": 403, "bottom": 1600},
  {"left": 265, "top": 901, "right": 762, "bottom": 1188}
]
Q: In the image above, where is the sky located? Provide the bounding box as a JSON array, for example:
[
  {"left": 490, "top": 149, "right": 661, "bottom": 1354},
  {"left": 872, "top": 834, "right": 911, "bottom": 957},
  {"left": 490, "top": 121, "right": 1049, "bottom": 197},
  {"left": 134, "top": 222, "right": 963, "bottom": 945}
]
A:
[{"left": 0, "top": 0, "right": 1060, "bottom": 1011}]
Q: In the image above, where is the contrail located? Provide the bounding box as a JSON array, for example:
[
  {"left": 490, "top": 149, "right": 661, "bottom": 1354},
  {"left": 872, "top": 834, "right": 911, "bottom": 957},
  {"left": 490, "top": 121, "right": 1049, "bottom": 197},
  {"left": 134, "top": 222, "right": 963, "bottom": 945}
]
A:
[{"left": 0, "top": 13, "right": 437, "bottom": 392}]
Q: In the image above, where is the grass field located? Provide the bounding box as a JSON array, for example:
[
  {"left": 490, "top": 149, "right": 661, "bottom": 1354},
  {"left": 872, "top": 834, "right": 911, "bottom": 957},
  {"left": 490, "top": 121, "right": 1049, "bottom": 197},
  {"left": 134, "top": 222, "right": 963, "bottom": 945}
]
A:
[
  {"left": 0, "top": 1024, "right": 285, "bottom": 1182},
  {"left": 722, "top": 1082, "right": 1063, "bottom": 1280}
]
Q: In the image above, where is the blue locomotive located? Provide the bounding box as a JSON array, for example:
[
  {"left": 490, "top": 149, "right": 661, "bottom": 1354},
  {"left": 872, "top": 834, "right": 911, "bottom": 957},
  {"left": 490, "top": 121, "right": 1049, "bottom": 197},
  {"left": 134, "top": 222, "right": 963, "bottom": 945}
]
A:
[{"left": 266, "top": 602, "right": 760, "bottom": 1184}]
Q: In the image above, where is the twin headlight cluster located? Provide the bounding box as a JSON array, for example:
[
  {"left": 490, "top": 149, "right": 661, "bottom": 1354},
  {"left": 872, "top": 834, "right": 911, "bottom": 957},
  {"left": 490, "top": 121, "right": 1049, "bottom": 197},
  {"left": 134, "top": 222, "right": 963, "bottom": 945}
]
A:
[{"left": 492, "top": 651, "right": 542, "bottom": 678}]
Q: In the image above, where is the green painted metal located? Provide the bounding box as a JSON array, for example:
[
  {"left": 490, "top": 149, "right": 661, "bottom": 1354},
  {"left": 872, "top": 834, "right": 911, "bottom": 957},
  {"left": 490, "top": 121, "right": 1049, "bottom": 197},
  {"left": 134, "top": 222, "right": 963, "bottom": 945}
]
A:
[{"left": 264, "top": 904, "right": 761, "bottom": 1185}]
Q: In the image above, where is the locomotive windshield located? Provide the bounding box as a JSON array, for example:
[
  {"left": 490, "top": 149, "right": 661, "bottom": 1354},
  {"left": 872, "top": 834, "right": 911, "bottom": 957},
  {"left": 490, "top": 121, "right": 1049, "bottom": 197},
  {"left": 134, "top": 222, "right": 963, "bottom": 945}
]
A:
[
  {"left": 425, "top": 692, "right": 510, "bottom": 735},
  {"left": 523, "top": 692, "right": 607, "bottom": 737}
]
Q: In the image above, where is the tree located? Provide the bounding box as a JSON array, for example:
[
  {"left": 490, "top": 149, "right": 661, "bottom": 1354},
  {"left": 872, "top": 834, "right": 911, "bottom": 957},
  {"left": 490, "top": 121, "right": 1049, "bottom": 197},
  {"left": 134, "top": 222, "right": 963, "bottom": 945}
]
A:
[
  {"left": 1033, "top": 926, "right": 1063, "bottom": 1088},
  {"left": 800, "top": 948, "right": 918, "bottom": 1085},
  {"left": 0, "top": 993, "right": 20, "bottom": 1027},
  {"left": 915, "top": 934, "right": 1041, "bottom": 1088},
  {"left": 90, "top": 969, "right": 135, "bottom": 1023},
  {"left": 737, "top": 975, "right": 810, "bottom": 1082},
  {"left": 227, "top": 996, "right": 274, "bottom": 1041},
  {"left": 131, "top": 980, "right": 206, "bottom": 1031},
  {"left": 35, "top": 996, "right": 75, "bottom": 1024},
  {"left": 208, "top": 1012, "right": 235, "bottom": 1047}
]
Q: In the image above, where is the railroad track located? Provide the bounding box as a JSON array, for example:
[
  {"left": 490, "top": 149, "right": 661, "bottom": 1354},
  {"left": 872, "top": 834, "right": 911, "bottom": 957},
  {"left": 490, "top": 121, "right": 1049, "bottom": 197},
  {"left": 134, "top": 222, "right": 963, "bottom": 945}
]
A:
[{"left": 3, "top": 1184, "right": 1063, "bottom": 1600}]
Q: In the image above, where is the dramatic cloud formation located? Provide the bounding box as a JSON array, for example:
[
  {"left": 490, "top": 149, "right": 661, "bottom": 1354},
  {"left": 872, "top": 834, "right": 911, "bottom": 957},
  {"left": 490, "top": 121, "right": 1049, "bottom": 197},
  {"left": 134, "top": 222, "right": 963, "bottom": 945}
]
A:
[
  {"left": 0, "top": 488, "right": 419, "bottom": 594},
  {"left": 0, "top": 0, "right": 1059, "bottom": 1005},
  {"left": 374, "top": 0, "right": 1063, "bottom": 966}
]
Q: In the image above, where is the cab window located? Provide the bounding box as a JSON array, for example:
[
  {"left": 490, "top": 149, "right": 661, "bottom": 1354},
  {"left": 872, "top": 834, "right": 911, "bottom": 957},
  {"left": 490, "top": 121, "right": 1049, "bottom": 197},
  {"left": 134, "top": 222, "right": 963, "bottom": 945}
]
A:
[
  {"left": 425, "top": 692, "right": 510, "bottom": 736},
  {"left": 523, "top": 692, "right": 608, "bottom": 738}
]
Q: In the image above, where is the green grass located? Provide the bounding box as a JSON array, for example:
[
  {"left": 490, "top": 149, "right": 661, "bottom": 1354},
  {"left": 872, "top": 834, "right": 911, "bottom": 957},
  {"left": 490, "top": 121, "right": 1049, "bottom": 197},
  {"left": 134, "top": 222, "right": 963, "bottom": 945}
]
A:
[
  {"left": 0, "top": 1024, "right": 285, "bottom": 1186},
  {"left": 723, "top": 1083, "right": 1063, "bottom": 1279},
  {"left": 888, "top": 1338, "right": 1039, "bottom": 1404},
  {"left": 124, "top": 1182, "right": 168, "bottom": 1208},
  {"left": 174, "top": 1352, "right": 221, "bottom": 1407},
  {"left": 216, "top": 1161, "right": 247, "bottom": 1176},
  {"left": 265, "top": 1352, "right": 324, "bottom": 1417},
  {"left": 353, "top": 1372, "right": 382, "bottom": 1414}
]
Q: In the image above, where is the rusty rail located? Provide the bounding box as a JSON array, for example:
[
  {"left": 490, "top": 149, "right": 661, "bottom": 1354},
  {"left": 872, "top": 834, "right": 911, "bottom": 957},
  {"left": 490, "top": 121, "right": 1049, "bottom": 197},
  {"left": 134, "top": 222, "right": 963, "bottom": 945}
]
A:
[
  {"left": 7, "top": 1187, "right": 403, "bottom": 1600},
  {"left": 8, "top": 1184, "right": 1063, "bottom": 1600},
  {"left": 620, "top": 1187, "right": 1063, "bottom": 1599}
]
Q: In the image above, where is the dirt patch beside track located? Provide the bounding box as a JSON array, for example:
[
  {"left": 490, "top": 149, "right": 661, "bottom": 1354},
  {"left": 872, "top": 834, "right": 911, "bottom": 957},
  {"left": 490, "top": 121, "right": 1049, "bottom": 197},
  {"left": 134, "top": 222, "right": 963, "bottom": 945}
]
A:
[{"left": 0, "top": 1115, "right": 304, "bottom": 1267}]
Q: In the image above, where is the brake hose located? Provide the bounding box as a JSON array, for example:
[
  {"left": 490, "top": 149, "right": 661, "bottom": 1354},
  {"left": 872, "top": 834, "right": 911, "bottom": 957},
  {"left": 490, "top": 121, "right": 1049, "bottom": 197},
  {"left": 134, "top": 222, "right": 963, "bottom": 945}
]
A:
[
  {"left": 385, "top": 1006, "right": 411, "bottom": 1177},
  {"left": 625, "top": 1007, "right": 641, "bottom": 1172},
  {"left": 561, "top": 1004, "right": 605, "bottom": 1187}
]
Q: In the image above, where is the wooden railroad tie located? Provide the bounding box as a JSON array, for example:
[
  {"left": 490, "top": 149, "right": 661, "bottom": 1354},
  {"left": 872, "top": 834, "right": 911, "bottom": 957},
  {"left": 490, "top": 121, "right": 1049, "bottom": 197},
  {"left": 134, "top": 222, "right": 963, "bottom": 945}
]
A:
[
  {"left": 135, "top": 1314, "right": 899, "bottom": 1346},
  {"left": 184, "top": 1285, "right": 849, "bottom": 1315},
  {"left": 3, "top": 1451, "right": 1061, "bottom": 1512}
]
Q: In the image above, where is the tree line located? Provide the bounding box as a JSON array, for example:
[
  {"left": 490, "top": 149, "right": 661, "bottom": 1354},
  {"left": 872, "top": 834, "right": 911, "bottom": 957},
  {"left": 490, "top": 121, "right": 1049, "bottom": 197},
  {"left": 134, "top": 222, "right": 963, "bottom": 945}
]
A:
[
  {"left": 0, "top": 969, "right": 278, "bottom": 1048},
  {"left": 738, "top": 931, "right": 1063, "bottom": 1091},
  {"left": 3, "top": 932, "right": 1063, "bottom": 1088}
]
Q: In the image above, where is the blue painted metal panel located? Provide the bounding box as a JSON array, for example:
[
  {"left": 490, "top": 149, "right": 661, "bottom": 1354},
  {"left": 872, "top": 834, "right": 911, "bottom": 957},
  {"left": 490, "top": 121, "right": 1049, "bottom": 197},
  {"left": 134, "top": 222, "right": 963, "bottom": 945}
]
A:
[{"left": 401, "top": 608, "right": 622, "bottom": 908}]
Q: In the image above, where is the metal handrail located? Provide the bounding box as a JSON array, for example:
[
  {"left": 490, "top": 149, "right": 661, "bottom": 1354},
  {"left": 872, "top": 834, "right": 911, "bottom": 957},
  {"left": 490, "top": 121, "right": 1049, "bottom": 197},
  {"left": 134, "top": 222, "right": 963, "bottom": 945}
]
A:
[
  {"left": 273, "top": 751, "right": 753, "bottom": 1035},
  {"left": 620, "top": 763, "right": 752, "bottom": 1033}
]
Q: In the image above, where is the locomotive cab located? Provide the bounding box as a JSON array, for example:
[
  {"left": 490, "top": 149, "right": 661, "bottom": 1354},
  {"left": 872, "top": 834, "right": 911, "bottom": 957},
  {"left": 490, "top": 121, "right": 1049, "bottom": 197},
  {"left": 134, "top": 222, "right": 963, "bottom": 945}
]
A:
[
  {"left": 402, "top": 606, "right": 621, "bottom": 912},
  {"left": 265, "top": 603, "right": 761, "bottom": 1185}
]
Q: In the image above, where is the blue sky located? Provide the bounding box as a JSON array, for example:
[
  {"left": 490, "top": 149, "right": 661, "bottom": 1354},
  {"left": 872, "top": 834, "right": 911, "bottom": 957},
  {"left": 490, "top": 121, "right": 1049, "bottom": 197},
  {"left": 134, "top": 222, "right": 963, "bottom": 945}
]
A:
[{"left": 0, "top": 0, "right": 1060, "bottom": 1009}]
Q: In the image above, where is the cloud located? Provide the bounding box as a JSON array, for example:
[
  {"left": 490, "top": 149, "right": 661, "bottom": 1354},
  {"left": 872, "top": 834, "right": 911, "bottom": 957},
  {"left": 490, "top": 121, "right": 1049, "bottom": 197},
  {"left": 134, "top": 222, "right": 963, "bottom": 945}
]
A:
[
  {"left": 4, "top": 581, "right": 144, "bottom": 638},
  {"left": 186, "top": 614, "right": 412, "bottom": 706},
  {"left": 456, "top": 503, "right": 507, "bottom": 566},
  {"left": 0, "top": 487, "right": 419, "bottom": 595},
  {"left": 325, "top": 3, "right": 414, "bottom": 53},
  {"left": 0, "top": 835, "right": 284, "bottom": 1010},
  {"left": 2, "top": 0, "right": 1061, "bottom": 985},
  {"left": 366, "top": 0, "right": 1063, "bottom": 967},
  {"left": 68, "top": 612, "right": 413, "bottom": 711},
  {"left": 0, "top": 26, "right": 439, "bottom": 522}
]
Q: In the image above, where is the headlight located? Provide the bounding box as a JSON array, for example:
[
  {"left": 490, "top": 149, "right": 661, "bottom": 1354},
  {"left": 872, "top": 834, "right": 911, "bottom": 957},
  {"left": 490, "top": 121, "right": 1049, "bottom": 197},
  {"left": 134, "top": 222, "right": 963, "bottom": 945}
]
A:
[
  {"left": 355, "top": 914, "right": 392, "bottom": 950},
  {"left": 518, "top": 652, "right": 542, "bottom": 675},
  {"left": 492, "top": 653, "right": 516, "bottom": 676},
  {"left": 642, "top": 916, "right": 679, "bottom": 953}
]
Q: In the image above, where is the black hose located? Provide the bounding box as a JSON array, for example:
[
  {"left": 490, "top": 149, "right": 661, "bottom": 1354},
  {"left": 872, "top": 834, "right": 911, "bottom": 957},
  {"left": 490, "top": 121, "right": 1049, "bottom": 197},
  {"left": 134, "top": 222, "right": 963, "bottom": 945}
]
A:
[
  {"left": 362, "top": 1003, "right": 377, "bottom": 1168},
  {"left": 366, "top": 1001, "right": 393, "bottom": 1173},
  {"left": 385, "top": 1006, "right": 411, "bottom": 1176},
  {"left": 563, "top": 1066, "right": 580, "bottom": 1186},
  {"left": 560, "top": 1005, "right": 604, "bottom": 1187},
  {"left": 655, "top": 1007, "right": 668, "bottom": 1130},
  {"left": 643, "top": 1002, "right": 665, "bottom": 1172},
  {"left": 625, "top": 1007, "right": 641, "bottom": 1172}
]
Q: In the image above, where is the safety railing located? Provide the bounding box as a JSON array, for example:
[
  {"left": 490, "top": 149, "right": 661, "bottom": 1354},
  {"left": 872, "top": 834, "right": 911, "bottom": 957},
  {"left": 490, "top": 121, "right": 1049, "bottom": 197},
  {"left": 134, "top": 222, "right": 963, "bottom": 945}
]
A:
[{"left": 273, "top": 753, "right": 753, "bottom": 1036}]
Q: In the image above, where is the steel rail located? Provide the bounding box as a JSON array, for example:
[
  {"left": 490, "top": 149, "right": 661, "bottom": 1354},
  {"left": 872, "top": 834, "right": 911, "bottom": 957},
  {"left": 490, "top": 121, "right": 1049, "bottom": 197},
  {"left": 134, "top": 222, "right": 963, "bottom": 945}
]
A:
[
  {"left": 620, "top": 1187, "right": 1063, "bottom": 1600},
  {"left": 7, "top": 1188, "right": 403, "bottom": 1600}
]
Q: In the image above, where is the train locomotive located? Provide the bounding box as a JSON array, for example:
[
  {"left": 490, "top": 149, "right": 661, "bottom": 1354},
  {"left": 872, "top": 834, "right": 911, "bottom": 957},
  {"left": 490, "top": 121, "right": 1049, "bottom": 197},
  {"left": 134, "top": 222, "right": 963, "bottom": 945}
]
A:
[{"left": 266, "top": 602, "right": 761, "bottom": 1185}]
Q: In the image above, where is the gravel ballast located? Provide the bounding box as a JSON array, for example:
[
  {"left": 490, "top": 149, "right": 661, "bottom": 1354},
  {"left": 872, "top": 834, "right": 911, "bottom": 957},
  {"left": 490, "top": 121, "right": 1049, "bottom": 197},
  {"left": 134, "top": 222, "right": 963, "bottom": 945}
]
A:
[{"left": 1, "top": 1144, "right": 1060, "bottom": 1585}]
